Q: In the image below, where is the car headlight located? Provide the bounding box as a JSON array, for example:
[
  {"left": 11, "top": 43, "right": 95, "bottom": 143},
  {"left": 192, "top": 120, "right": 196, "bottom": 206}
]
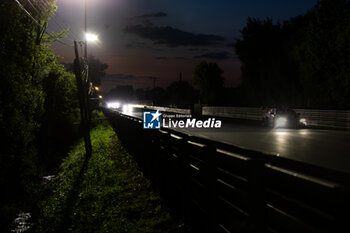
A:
[
  {"left": 299, "top": 118, "right": 307, "bottom": 125},
  {"left": 275, "top": 117, "right": 287, "bottom": 127},
  {"left": 122, "top": 104, "right": 133, "bottom": 114},
  {"left": 107, "top": 102, "right": 120, "bottom": 109}
]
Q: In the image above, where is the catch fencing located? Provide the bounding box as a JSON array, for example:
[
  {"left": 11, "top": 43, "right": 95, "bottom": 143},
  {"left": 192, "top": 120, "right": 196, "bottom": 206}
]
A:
[
  {"left": 295, "top": 109, "right": 350, "bottom": 129},
  {"left": 122, "top": 105, "right": 350, "bottom": 129},
  {"left": 203, "top": 107, "right": 350, "bottom": 129},
  {"left": 132, "top": 104, "right": 191, "bottom": 115},
  {"left": 104, "top": 108, "right": 350, "bottom": 233}
]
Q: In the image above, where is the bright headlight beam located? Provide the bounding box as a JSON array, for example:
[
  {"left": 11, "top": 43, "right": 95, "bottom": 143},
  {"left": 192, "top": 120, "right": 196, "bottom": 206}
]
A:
[
  {"left": 275, "top": 117, "right": 287, "bottom": 128},
  {"left": 299, "top": 118, "right": 307, "bottom": 125},
  {"left": 107, "top": 102, "right": 120, "bottom": 109},
  {"left": 122, "top": 104, "right": 133, "bottom": 115}
]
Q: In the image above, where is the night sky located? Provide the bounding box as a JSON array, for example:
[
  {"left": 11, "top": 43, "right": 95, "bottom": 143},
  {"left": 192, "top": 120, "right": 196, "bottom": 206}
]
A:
[{"left": 49, "top": 0, "right": 317, "bottom": 92}]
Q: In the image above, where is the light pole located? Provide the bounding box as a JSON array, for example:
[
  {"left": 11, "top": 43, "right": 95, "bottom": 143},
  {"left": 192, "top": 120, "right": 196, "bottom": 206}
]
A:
[
  {"left": 72, "top": 0, "right": 99, "bottom": 160},
  {"left": 73, "top": 40, "right": 92, "bottom": 159},
  {"left": 85, "top": 32, "right": 98, "bottom": 96},
  {"left": 84, "top": 0, "right": 87, "bottom": 60}
]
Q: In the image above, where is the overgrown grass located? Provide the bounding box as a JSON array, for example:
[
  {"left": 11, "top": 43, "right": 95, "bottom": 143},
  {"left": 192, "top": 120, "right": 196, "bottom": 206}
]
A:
[{"left": 33, "top": 121, "right": 184, "bottom": 233}]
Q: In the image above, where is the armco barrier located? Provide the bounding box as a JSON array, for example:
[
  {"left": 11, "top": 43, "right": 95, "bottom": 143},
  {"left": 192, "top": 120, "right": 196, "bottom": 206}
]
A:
[
  {"left": 104, "top": 108, "right": 350, "bottom": 233},
  {"left": 132, "top": 104, "right": 191, "bottom": 115},
  {"left": 202, "top": 106, "right": 265, "bottom": 121},
  {"left": 295, "top": 109, "right": 350, "bottom": 129},
  {"left": 202, "top": 107, "right": 350, "bottom": 129}
]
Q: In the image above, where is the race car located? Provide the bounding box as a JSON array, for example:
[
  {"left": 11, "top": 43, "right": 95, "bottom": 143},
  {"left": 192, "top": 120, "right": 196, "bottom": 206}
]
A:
[{"left": 262, "top": 108, "right": 307, "bottom": 128}]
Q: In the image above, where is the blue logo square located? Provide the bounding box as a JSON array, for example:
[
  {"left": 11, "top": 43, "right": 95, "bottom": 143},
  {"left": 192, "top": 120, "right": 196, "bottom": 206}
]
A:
[{"left": 143, "top": 111, "right": 161, "bottom": 129}]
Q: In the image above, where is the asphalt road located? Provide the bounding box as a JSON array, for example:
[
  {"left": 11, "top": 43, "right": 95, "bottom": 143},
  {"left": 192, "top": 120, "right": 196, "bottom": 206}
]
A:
[
  {"left": 112, "top": 108, "right": 350, "bottom": 174},
  {"left": 175, "top": 124, "right": 350, "bottom": 174}
]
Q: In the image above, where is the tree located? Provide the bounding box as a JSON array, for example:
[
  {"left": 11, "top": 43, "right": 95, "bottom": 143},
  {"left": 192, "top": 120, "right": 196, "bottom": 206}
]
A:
[
  {"left": 0, "top": 1, "right": 50, "bottom": 229},
  {"left": 38, "top": 67, "right": 79, "bottom": 172},
  {"left": 166, "top": 80, "right": 196, "bottom": 108},
  {"left": 296, "top": 0, "right": 350, "bottom": 108},
  {"left": 235, "top": 18, "right": 292, "bottom": 107},
  {"left": 107, "top": 85, "right": 136, "bottom": 103},
  {"left": 149, "top": 87, "right": 167, "bottom": 106},
  {"left": 235, "top": 0, "right": 350, "bottom": 109},
  {"left": 88, "top": 56, "right": 108, "bottom": 87},
  {"left": 0, "top": 0, "right": 79, "bottom": 230},
  {"left": 193, "top": 61, "right": 224, "bottom": 105}
]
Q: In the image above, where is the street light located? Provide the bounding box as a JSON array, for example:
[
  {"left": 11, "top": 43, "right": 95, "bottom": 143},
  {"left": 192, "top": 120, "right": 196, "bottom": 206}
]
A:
[{"left": 86, "top": 32, "right": 98, "bottom": 43}]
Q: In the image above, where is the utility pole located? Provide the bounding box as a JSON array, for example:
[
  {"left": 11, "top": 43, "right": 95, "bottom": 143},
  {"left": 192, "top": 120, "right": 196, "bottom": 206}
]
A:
[
  {"left": 84, "top": 0, "right": 93, "bottom": 121},
  {"left": 72, "top": 0, "right": 95, "bottom": 159},
  {"left": 74, "top": 41, "right": 92, "bottom": 159},
  {"left": 84, "top": 0, "right": 88, "bottom": 61}
]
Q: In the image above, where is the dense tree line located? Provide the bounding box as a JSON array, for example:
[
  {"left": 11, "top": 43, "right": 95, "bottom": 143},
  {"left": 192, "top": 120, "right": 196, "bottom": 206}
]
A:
[
  {"left": 106, "top": 61, "right": 226, "bottom": 108},
  {"left": 235, "top": 0, "right": 350, "bottom": 109},
  {"left": 107, "top": 81, "right": 197, "bottom": 109},
  {"left": 0, "top": 0, "right": 80, "bottom": 230},
  {"left": 88, "top": 56, "right": 108, "bottom": 87},
  {"left": 193, "top": 61, "right": 225, "bottom": 105}
]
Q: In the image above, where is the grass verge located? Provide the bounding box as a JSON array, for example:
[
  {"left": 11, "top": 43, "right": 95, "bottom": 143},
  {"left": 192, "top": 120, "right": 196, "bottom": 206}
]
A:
[{"left": 32, "top": 122, "right": 184, "bottom": 233}]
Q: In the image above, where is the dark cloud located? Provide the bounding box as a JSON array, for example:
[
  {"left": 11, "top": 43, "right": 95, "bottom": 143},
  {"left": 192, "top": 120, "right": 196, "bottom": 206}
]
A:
[
  {"left": 103, "top": 74, "right": 160, "bottom": 81},
  {"left": 174, "top": 57, "right": 187, "bottom": 60},
  {"left": 155, "top": 56, "right": 187, "bottom": 60},
  {"left": 225, "top": 43, "right": 235, "bottom": 47},
  {"left": 142, "top": 20, "right": 154, "bottom": 27},
  {"left": 125, "top": 41, "right": 151, "bottom": 49},
  {"left": 188, "top": 48, "right": 208, "bottom": 52},
  {"left": 124, "top": 24, "right": 225, "bottom": 47},
  {"left": 137, "top": 12, "right": 168, "bottom": 18},
  {"left": 193, "top": 51, "right": 231, "bottom": 60},
  {"left": 101, "top": 74, "right": 160, "bottom": 91},
  {"left": 153, "top": 48, "right": 165, "bottom": 51}
]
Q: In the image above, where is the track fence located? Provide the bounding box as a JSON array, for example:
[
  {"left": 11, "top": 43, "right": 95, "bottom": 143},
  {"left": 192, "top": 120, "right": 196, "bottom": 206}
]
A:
[{"left": 203, "top": 107, "right": 350, "bottom": 129}]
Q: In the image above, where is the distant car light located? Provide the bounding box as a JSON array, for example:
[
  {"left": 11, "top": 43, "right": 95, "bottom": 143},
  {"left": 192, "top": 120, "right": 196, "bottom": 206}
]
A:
[
  {"left": 275, "top": 117, "right": 287, "bottom": 127},
  {"left": 122, "top": 104, "right": 133, "bottom": 115},
  {"left": 107, "top": 102, "right": 120, "bottom": 109},
  {"left": 299, "top": 118, "right": 307, "bottom": 125}
]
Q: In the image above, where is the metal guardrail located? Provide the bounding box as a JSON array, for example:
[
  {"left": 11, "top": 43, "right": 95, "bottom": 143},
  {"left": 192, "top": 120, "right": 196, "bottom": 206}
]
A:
[
  {"left": 203, "top": 107, "right": 265, "bottom": 121},
  {"left": 203, "top": 107, "right": 350, "bottom": 129},
  {"left": 104, "top": 108, "right": 350, "bottom": 233},
  {"left": 114, "top": 105, "right": 350, "bottom": 128},
  {"left": 295, "top": 109, "right": 350, "bottom": 129},
  {"left": 131, "top": 104, "right": 191, "bottom": 115}
]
